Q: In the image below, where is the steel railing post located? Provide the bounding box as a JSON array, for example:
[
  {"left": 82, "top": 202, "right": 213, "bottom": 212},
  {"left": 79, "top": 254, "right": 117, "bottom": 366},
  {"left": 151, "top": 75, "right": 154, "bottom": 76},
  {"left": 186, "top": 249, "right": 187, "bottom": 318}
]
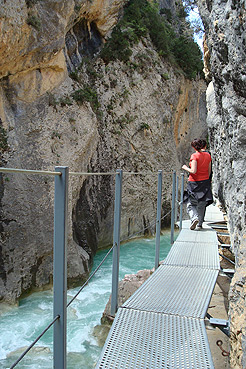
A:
[
  {"left": 111, "top": 169, "right": 123, "bottom": 316},
  {"left": 179, "top": 173, "right": 184, "bottom": 230},
  {"left": 175, "top": 174, "right": 179, "bottom": 223},
  {"left": 155, "top": 170, "right": 162, "bottom": 270},
  {"left": 170, "top": 170, "right": 176, "bottom": 245},
  {"left": 53, "top": 166, "right": 68, "bottom": 369}
]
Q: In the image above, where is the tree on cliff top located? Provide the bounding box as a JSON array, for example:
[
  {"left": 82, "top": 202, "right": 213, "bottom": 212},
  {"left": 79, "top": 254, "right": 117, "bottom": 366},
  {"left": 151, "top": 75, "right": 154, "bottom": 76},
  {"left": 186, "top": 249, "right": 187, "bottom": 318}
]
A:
[{"left": 100, "top": 0, "right": 204, "bottom": 79}]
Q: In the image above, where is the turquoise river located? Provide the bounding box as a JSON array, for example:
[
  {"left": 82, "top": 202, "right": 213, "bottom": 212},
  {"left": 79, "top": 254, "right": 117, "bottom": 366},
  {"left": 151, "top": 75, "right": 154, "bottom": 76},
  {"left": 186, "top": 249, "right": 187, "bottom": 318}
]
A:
[{"left": 0, "top": 230, "right": 177, "bottom": 369}]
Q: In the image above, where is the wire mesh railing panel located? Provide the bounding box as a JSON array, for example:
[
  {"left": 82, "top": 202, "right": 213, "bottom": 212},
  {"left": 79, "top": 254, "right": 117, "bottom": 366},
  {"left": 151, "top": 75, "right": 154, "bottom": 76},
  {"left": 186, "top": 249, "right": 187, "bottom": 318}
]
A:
[{"left": 95, "top": 308, "right": 214, "bottom": 369}]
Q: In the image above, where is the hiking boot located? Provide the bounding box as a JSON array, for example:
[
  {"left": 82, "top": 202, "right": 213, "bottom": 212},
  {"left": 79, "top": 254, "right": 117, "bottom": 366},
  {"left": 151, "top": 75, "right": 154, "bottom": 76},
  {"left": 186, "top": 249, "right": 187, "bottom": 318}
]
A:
[{"left": 190, "top": 218, "right": 199, "bottom": 230}]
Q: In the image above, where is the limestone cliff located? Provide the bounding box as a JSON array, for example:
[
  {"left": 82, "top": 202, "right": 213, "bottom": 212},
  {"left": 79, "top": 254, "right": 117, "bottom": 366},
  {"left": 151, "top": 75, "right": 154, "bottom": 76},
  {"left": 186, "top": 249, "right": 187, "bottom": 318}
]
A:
[
  {"left": 0, "top": 0, "right": 207, "bottom": 302},
  {"left": 197, "top": 0, "right": 246, "bottom": 367}
]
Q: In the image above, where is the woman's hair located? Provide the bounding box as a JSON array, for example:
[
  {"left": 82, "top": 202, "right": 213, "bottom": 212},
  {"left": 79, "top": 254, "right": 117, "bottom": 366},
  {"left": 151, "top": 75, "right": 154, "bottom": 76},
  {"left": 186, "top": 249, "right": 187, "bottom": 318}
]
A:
[
  {"left": 200, "top": 139, "right": 207, "bottom": 149},
  {"left": 191, "top": 138, "right": 203, "bottom": 151}
]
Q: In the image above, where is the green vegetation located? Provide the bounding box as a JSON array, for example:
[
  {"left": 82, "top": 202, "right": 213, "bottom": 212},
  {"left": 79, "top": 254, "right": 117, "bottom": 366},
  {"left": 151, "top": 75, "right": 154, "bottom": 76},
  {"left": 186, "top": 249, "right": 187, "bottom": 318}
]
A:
[
  {"left": 140, "top": 123, "right": 150, "bottom": 130},
  {"left": 59, "top": 96, "right": 73, "bottom": 107},
  {"left": 71, "top": 85, "right": 100, "bottom": 112},
  {"left": 160, "top": 8, "right": 172, "bottom": 21},
  {"left": 100, "top": 0, "right": 203, "bottom": 79},
  {"left": 110, "top": 79, "right": 117, "bottom": 89},
  {"left": 74, "top": 4, "right": 81, "bottom": 12},
  {"left": 26, "top": 14, "right": 41, "bottom": 30},
  {"left": 48, "top": 93, "right": 58, "bottom": 108},
  {"left": 69, "top": 71, "right": 80, "bottom": 82},
  {"left": 0, "top": 126, "right": 8, "bottom": 152},
  {"left": 114, "top": 113, "right": 136, "bottom": 128},
  {"left": 161, "top": 73, "right": 169, "bottom": 80},
  {"left": 172, "top": 36, "right": 203, "bottom": 80},
  {"left": 51, "top": 131, "right": 61, "bottom": 139},
  {"left": 177, "top": 3, "right": 188, "bottom": 19},
  {"left": 100, "top": 26, "right": 133, "bottom": 63},
  {"left": 85, "top": 63, "right": 101, "bottom": 80},
  {"left": 25, "top": 0, "right": 41, "bottom": 8}
]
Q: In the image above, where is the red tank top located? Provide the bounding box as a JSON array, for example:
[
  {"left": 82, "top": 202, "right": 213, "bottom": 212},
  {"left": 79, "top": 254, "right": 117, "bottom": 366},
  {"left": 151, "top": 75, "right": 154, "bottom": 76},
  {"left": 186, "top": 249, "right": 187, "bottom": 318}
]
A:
[{"left": 188, "top": 151, "right": 211, "bottom": 182}]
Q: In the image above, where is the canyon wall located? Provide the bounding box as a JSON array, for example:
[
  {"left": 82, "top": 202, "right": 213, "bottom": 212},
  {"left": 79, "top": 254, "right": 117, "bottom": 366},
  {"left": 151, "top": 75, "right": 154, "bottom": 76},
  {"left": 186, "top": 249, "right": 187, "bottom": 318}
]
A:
[
  {"left": 198, "top": 0, "right": 246, "bottom": 367},
  {"left": 0, "top": 0, "right": 207, "bottom": 303}
]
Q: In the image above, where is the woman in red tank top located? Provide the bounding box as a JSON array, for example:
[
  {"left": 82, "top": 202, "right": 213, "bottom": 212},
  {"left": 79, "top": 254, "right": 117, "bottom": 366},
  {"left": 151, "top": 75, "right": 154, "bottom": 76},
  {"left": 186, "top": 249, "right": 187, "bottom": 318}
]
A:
[{"left": 182, "top": 139, "right": 213, "bottom": 230}]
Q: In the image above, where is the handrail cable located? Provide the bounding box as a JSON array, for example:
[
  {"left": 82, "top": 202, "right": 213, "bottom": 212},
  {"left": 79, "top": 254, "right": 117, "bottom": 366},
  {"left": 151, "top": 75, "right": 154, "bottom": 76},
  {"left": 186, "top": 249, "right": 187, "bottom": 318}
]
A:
[
  {"left": 120, "top": 209, "right": 172, "bottom": 244},
  {"left": 123, "top": 171, "right": 160, "bottom": 175},
  {"left": 69, "top": 171, "right": 116, "bottom": 176},
  {"left": 123, "top": 171, "right": 179, "bottom": 175},
  {"left": 6, "top": 165, "right": 176, "bottom": 367},
  {"left": 120, "top": 219, "right": 157, "bottom": 244},
  {"left": 0, "top": 167, "right": 61, "bottom": 176},
  {"left": 8, "top": 208, "right": 173, "bottom": 367},
  {"left": 0, "top": 167, "right": 181, "bottom": 177},
  {"left": 9, "top": 245, "right": 115, "bottom": 368},
  {"left": 67, "top": 244, "right": 115, "bottom": 308},
  {"left": 67, "top": 209, "right": 174, "bottom": 308},
  {"left": 70, "top": 171, "right": 175, "bottom": 176},
  {"left": 10, "top": 315, "right": 60, "bottom": 369}
]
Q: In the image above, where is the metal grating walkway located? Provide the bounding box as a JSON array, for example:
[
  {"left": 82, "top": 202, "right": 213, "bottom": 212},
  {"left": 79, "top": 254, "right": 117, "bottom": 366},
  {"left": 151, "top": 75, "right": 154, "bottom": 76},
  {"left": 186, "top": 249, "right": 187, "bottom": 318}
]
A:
[
  {"left": 176, "top": 229, "right": 218, "bottom": 243},
  {"left": 96, "top": 308, "right": 214, "bottom": 369},
  {"left": 96, "top": 205, "right": 222, "bottom": 369},
  {"left": 162, "top": 241, "right": 220, "bottom": 270},
  {"left": 122, "top": 265, "right": 218, "bottom": 318}
]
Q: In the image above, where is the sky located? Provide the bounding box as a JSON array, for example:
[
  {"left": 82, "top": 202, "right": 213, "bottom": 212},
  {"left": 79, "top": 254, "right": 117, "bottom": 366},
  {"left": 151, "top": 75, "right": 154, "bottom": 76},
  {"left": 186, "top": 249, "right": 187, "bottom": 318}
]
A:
[{"left": 187, "top": 7, "right": 204, "bottom": 53}]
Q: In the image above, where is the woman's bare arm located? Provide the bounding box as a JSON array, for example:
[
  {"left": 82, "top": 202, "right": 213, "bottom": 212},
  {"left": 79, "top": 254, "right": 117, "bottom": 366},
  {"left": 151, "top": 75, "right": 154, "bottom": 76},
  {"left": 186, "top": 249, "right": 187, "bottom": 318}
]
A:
[{"left": 182, "top": 160, "right": 197, "bottom": 174}]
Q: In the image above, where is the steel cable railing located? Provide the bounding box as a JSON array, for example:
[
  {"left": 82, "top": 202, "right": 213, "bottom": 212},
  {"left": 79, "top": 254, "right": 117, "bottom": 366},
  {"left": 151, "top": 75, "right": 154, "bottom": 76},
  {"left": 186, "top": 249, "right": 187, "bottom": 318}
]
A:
[
  {"left": 8, "top": 209, "right": 170, "bottom": 368},
  {"left": 9, "top": 205, "right": 174, "bottom": 368},
  {"left": 1, "top": 166, "right": 183, "bottom": 369},
  {"left": 9, "top": 315, "right": 60, "bottom": 369},
  {"left": 120, "top": 209, "right": 172, "bottom": 244},
  {"left": 9, "top": 244, "right": 115, "bottom": 369},
  {"left": 67, "top": 244, "right": 115, "bottom": 308},
  {"left": 0, "top": 167, "right": 61, "bottom": 176}
]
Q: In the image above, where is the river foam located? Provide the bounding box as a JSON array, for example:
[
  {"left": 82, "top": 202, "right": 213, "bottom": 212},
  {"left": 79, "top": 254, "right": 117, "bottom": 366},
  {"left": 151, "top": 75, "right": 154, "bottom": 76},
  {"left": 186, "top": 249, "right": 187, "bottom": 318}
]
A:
[{"left": 0, "top": 231, "right": 174, "bottom": 368}]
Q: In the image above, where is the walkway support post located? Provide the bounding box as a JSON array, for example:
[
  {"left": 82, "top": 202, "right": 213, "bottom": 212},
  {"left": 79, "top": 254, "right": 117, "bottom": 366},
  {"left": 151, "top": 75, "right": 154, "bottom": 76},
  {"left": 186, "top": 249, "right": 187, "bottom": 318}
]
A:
[
  {"left": 53, "top": 166, "right": 68, "bottom": 369},
  {"left": 155, "top": 170, "right": 162, "bottom": 270},
  {"left": 175, "top": 174, "right": 179, "bottom": 223},
  {"left": 179, "top": 173, "right": 184, "bottom": 230},
  {"left": 111, "top": 169, "right": 123, "bottom": 316},
  {"left": 170, "top": 171, "right": 176, "bottom": 245}
]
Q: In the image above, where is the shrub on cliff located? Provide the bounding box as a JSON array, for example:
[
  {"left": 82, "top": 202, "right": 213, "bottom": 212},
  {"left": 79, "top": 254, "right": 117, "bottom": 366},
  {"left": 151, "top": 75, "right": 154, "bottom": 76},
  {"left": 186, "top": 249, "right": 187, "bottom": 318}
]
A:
[
  {"left": 100, "top": 0, "right": 203, "bottom": 79},
  {"left": 72, "top": 85, "right": 100, "bottom": 111},
  {"left": 0, "top": 126, "right": 8, "bottom": 153},
  {"left": 172, "top": 36, "right": 204, "bottom": 79},
  {"left": 100, "top": 25, "right": 133, "bottom": 63}
]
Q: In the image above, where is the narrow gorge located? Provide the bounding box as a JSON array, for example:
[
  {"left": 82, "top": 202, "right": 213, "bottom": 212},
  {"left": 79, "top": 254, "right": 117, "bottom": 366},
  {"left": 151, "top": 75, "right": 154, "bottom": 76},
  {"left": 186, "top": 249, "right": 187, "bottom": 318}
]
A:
[
  {"left": 0, "top": 0, "right": 245, "bottom": 367},
  {"left": 0, "top": 0, "right": 206, "bottom": 301}
]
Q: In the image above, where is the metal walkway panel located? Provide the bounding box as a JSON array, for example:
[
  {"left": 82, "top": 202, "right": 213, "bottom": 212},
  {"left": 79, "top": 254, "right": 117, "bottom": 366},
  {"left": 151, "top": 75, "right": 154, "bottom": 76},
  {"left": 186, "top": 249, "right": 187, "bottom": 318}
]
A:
[
  {"left": 162, "top": 241, "right": 220, "bottom": 270},
  {"left": 176, "top": 229, "right": 218, "bottom": 243},
  {"left": 95, "top": 308, "right": 214, "bottom": 369},
  {"left": 204, "top": 204, "right": 225, "bottom": 222},
  {"left": 122, "top": 265, "right": 218, "bottom": 318},
  {"left": 180, "top": 220, "right": 212, "bottom": 230}
]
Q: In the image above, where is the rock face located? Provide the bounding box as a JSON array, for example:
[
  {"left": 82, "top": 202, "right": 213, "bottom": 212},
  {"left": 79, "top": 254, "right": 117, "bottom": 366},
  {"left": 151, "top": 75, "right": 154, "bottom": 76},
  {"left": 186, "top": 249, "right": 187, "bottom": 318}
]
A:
[
  {"left": 0, "top": 0, "right": 207, "bottom": 303},
  {"left": 197, "top": 0, "right": 246, "bottom": 367},
  {"left": 0, "top": 0, "right": 123, "bottom": 80},
  {"left": 102, "top": 268, "right": 154, "bottom": 322}
]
